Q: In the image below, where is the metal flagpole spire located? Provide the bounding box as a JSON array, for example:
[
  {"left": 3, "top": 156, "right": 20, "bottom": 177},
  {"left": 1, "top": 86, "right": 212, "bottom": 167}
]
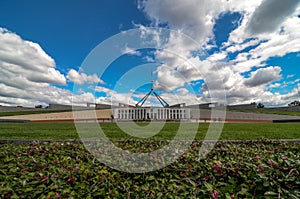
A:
[
  {"left": 150, "top": 70, "right": 154, "bottom": 90},
  {"left": 135, "top": 70, "right": 169, "bottom": 108}
]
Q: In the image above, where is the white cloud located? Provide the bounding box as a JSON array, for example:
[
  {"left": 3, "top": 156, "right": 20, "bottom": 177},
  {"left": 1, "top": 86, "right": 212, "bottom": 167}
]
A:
[
  {"left": 95, "top": 86, "right": 138, "bottom": 105},
  {"left": 0, "top": 28, "right": 66, "bottom": 85},
  {"left": 121, "top": 45, "right": 141, "bottom": 56},
  {"left": 207, "top": 51, "right": 227, "bottom": 62},
  {"left": 95, "top": 86, "right": 116, "bottom": 96},
  {"left": 268, "top": 83, "right": 281, "bottom": 89},
  {"left": 155, "top": 65, "right": 186, "bottom": 92},
  {"left": 2, "top": 0, "right": 300, "bottom": 108},
  {"left": 0, "top": 28, "right": 97, "bottom": 107},
  {"left": 225, "top": 39, "right": 260, "bottom": 53},
  {"left": 140, "top": 0, "right": 213, "bottom": 43},
  {"left": 66, "top": 69, "right": 104, "bottom": 85},
  {"left": 228, "top": 2, "right": 300, "bottom": 72},
  {"left": 287, "top": 74, "right": 295, "bottom": 78},
  {"left": 244, "top": 66, "right": 282, "bottom": 87},
  {"left": 119, "top": 1, "right": 300, "bottom": 107},
  {"left": 138, "top": 0, "right": 300, "bottom": 107},
  {"left": 246, "top": 0, "right": 300, "bottom": 35},
  {"left": 176, "top": 88, "right": 189, "bottom": 95}
]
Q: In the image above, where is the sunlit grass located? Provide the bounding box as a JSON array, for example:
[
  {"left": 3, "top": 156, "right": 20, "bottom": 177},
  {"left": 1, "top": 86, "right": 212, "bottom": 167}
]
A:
[{"left": 0, "top": 122, "right": 299, "bottom": 140}]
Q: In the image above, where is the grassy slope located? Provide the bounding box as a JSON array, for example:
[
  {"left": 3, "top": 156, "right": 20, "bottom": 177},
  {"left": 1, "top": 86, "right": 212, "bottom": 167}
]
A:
[
  {"left": 230, "top": 109, "right": 300, "bottom": 116},
  {"left": 0, "top": 122, "right": 299, "bottom": 140},
  {"left": 0, "top": 110, "right": 71, "bottom": 117}
]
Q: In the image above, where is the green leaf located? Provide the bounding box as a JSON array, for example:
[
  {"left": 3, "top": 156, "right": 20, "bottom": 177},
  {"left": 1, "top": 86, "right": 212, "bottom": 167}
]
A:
[
  {"left": 204, "top": 182, "right": 214, "bottom": 192},
  {"left": 264, "top": 191, "right": 277, "bottom": 196},
  {"left": 225, "top": 193, "right": 232, "bottom": 199},
  {"left": 263, "top": 181, "right": 270, "bottom": 187}
]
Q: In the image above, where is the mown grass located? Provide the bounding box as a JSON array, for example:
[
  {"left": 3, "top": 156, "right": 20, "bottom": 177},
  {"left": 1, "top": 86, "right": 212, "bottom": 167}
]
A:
[
  {"left": 0, "top": 110, "right": 71, "bottom": 117},
  {"left": 231, "top": 109, "right": 300, "bottom": 116},
  {"left": 0, "top": 122, "right": 299, "bottom": 140}
]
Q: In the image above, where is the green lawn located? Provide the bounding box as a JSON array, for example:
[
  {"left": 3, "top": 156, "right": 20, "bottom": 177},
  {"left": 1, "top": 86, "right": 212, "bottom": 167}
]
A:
[
  {"left": 231, "top": 109, "right": 300, "bottom": 116},
  {"left": 0, "top": 122, "right": 299, "bottom": 140},
  {"left": 0, "top": 110, "right": 71, "bottom": 117}
]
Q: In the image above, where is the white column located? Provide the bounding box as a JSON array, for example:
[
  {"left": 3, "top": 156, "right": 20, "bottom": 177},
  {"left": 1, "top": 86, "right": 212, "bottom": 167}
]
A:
[{"left": 158, "top": 109, "right": 161, "bottom": 120}]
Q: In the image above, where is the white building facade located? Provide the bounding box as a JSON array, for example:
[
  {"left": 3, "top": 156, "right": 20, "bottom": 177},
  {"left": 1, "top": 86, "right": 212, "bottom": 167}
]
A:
[{"left": 113, "top": 107, "right": 190, "bottom": 120}]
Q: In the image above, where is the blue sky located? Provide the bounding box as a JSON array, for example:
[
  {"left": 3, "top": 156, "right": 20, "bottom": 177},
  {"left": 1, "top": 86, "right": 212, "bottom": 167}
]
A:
[
  {"left": 0, "top": 0, "right": 299, "bottom": 107},
  {"left": 0, "top": 0, "right": 147, "bottom": 73}
]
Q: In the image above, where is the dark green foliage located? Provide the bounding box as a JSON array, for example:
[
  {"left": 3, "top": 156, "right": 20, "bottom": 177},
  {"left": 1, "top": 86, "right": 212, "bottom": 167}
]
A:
[{"left": 0, "top": 140, "right": 299, "bottom": 198}]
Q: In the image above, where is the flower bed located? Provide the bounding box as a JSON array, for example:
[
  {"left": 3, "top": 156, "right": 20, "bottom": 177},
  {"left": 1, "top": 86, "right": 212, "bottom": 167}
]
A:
[{"left": 1, "top": 139, "right": 299, "bottom": 198}]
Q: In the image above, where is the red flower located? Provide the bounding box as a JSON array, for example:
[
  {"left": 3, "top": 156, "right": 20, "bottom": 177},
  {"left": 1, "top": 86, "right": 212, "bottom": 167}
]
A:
[
  {"left": 214, "top": 165, "right": 220, "bottom": 171},
  {"left": 68, "top": 177, "right": 76, "bottom": 183},
  {"left": 28, "top": 149, "right": 34, "bottom": 155},
  {"left": 258, "top": 165, "right": 264, "bottom": 173},
  {"left": 269, "top": 161, "right": 274, "bottom": 167},
  {"left": 187, "top": 164, "right": 193, "bottom": 170},
  {"left": 212, "top": 191, "right": 218, "bottom": 199},
  {"left": 55, "top": 192, "right": 61, "bottom": 199},
  {"left": 41, "top": 176, "right": 49, "bottom": 184},
  {"left": 21, "top": 168, "right": 29, "bottom": 173},
  {"left": 214, "top": 165, "right": 222, "bottom": 174},
  {"left": 282, "top": 156, "right": 288, "bottom": 160},
  {"left": 205, "top": 175, "right": 210, "bottom": 180},
  {"left": 182, "top": 154, "right": 187, "bottom": 159},
  {"left": 72, "top": 166, "right": 78, "bottom": 174}
]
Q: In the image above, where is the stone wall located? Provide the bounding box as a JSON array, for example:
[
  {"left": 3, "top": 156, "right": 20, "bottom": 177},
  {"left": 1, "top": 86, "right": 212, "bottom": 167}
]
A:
[{"left": 227, "top": 104, "right": 257, "bottom": 110}]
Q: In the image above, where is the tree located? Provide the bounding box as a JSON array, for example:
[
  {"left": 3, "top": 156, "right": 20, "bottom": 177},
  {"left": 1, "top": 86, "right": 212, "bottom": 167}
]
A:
[
  {"left": 35, "top": 105, "right": 43, "bottom": 108},
  {"left": 257, "top": 103, "right": 264, "bottom": 109},
  {"left": 288, "top": 100, "right": 300, "bottom": 107}
]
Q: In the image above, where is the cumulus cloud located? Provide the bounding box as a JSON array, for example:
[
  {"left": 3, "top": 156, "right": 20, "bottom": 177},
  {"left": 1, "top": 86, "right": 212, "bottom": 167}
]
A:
[
  {"left": 0, "top": 28, "right": 66, "bottom": 85},
  {"left": 268, "top": 83, "right": 281, "bottom": 89},
  {"left": 95, "top": 86, "right": 138, "bottom": 105},
  {"left": 246, "top": 0, "right": 300, "bottom": 35},
  {"left": 155, "top": 68, "right": 185, "bottom": 91},
  {"left": 67, "top": 69, "right": 104, "bottom": 85},
  {"left": 1, "top": 0, "right": 299, "bottom": 107},
  {"left": 121, "top": 45, "right": 141, "bottom": 56},
  {"left": 244, "top": 66, "right": 282, "bottom": 87},
  {"left": 0, "top": 28, "right": 96, "bottom": 107},
  {"left": 140, "top": 0, "right": 213, "bottom": 43},
  {"left": 136, "top": 0, "right": 300, "bottom": 106},
  {"left": 225, "top": 39, "right": 260, "bottom": 53}
]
